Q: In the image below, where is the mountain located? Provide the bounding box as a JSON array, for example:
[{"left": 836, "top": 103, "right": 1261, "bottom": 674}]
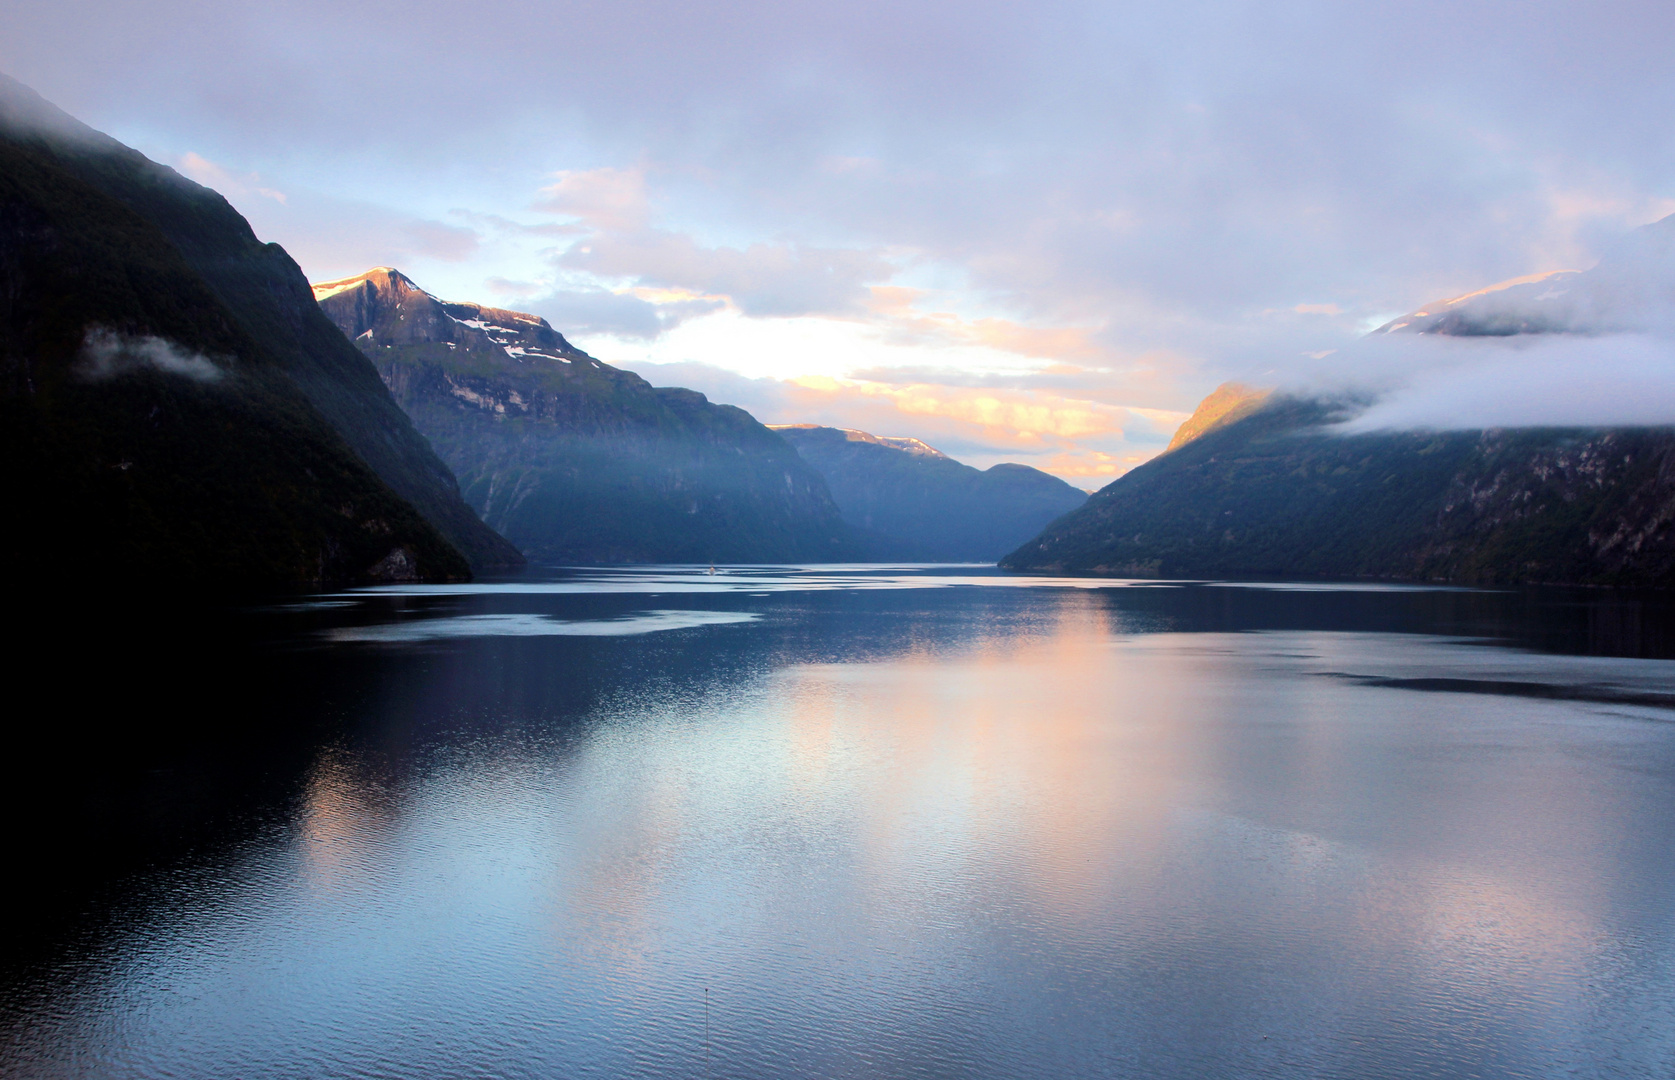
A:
[
  {"left": 1372, "top": 213, "right": 1675, "bottom": 338},
  {"left": 770, "top": 425, "right": 1088, "bottom": 561},
  {"left": 0, "top": 80, "right": 520, "bottom": 574},
  {"left": 0, "top": 74, "right": 491, "bottom": 588},
  {"left": 1003, "top": 215, "right": 1675, "bottom": 586},
  {"left": 315, "top": 268, "right": 858, "bottom": 563},
  {"left": 1003, "top": 389, "right": 1675, "bottom": 586}
]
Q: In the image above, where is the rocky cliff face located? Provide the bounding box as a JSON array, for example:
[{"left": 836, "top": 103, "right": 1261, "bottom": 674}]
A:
[
  {"left": 317, "top": 269, "right": 858, "bottom": 563},
  {"left": 1002, "top": 393, "right": 1675, "bottom": 587},
  {"left": 772, "top": 425, "right": 1088, "bottom": 561},
  {"left": 0, "top": 75, "right": 476, "bottom": 589}
]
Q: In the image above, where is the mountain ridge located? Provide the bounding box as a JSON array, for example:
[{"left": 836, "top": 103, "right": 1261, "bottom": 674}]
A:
[
  {"left": 771, "top": 424, "right": 1088, "bottom": 561},
  {"left": 317, "top": 268, "right": 860, "bottom": 564},
  {"left": 1002, "top": 391, "right": 1675, "bottom": 586}
]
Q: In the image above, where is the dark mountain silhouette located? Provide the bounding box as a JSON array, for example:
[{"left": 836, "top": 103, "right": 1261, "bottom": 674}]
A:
[{"left": 0, "top": 74, "right": 506, "bottom": 588}]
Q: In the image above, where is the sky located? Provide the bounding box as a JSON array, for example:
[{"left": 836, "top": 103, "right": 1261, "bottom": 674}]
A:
[{"left": 4, "top": 1, "right": 1673, "bottom": 486}]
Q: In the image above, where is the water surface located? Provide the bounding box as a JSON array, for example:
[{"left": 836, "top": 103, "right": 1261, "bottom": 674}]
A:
[{"left": 5, "top": 567, "right": 1673, "bottom": 1078}]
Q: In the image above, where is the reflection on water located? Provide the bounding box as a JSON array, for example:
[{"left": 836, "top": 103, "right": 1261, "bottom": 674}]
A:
[
  {"left": 324, "top": 608, "right": 760, "bottom": 642},
  {"left": 3, "top": 568, "right": 1673, "bottom": 1079}
]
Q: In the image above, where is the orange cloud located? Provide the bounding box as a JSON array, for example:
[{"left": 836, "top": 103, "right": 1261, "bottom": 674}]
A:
[
  {"left": 865, "top": 286, "right": 1111, "bottom": 363},
  {"left": 764, "top": 375, "right": 1184, "bottom": 485}
]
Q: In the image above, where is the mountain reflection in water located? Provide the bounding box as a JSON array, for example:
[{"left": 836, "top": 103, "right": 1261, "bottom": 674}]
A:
[{"left": 3, "top": 567, "right": 1673, "bottom": 1079}]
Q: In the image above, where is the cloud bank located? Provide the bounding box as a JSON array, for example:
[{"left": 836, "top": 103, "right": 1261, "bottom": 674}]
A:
[
  {"left": 1335, "top": 333, "right": 1675, "bottom": 432},
  {"left": 1328, "top": 213, "right": 1675, "bottom": 431}
]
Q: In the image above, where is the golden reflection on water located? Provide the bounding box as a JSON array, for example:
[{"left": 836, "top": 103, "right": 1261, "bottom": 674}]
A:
[
  {"left": 530, "top": 610, "right": 1635, "bottom": 1012},
  {"left": 295, "top": 749, "right": 398, "bottom": 897},
  {"left": 241, "top": 588, "right": 1670, "bottom": 1078}
]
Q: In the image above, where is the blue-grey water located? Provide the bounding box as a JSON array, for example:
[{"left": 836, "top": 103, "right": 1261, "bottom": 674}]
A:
[{"left": 4, "top": 567, "right": 1674, "bottom": 1078}]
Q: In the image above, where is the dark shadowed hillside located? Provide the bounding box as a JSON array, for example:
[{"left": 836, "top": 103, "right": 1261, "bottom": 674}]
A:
[
  {"left": 1003, "top": 389, "right": 1675, "bottom": 587},
  {"left": 316, "top": 268, "right": 858, "bottom": 564},
  {"left": 0, "top": 82, "right": 522, "bottom": 573},
  {"left": 0, "top": 75, "right": 478, "bottom": 588},
  {"left": 772, "top": 425, "right": 1087, "bottom": 561}
]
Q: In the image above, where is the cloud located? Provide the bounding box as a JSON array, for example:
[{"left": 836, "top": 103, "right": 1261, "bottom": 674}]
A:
[
  {"left": 79, "top": 328, "right": 222, "bottom": 382},
  {"left": 177, "top": 151, "right": 287, "bottom": 203},
  {"left": 170, "top": 158, "right": 481, "bottom": 282},
  {"left": 533, "top": 167, "right": 651, "bottom": 231},
  {"left": 558, "top": 232, "right": 892, "bottom": 318},
  {"left": 9, "top": 1, "right": 1675, "bottom": 435},
  {"left": 621, "top": 360, "right": 1182, "bottom": 486},
  {"left": 528, "top": 286, "right": 723, "bottom": 340},
  {"left": 225, "top": 186, "right": 481, "bottom": 280},
  {"left": 1332, "top": 333, "right": 1675, "bottom": 432},
  {"left": 533, "top": 167, "right": 895, "bottom": 320}
]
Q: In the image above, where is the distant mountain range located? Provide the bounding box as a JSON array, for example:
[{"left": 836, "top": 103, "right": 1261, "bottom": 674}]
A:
[
  {"left": 0, "top": 74, "right": 515, "bottom": 588},
  {"left": 315, "top": 268, "right": 859, "bottom": 563},
  {"left": 771, "top": 425, "right": 1087, "bottom": 561},
  {"left": 1004, "top": 218, "right": 1675, "bottom": 587}
]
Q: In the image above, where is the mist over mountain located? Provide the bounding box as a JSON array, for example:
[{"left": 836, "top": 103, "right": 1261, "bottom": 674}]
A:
[
  {"left": 316, "top": 268, "right": 858, "bottom": 564},
  {"left": 771, "top": 425, "right": 1087, "bottom": 561},
  {"left": 0, "top": 74, "right": 492, "bottom": 588},
  {"left": 1303, "top": 213, "right": 1675, "bottom": 432},
  {"left": 1004, "top": 222, "right": 1675, "bottom": 587},
  {"left": 1377, "top": 213, "right": 1675, "bottom": 339}
]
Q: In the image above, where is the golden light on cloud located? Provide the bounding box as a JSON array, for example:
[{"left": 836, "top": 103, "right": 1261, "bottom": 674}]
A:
[
  {"left": 625, "top": 285, "right": 726, "bottom": 304},
  {"left": 753, "top": 373, "right": 1189, "bottom": 485},
  {"left": 787, "top": 376, "right": 1124, "bottom": 442},
  {"left": 865, "top": 286, "right": 1110, "bottom": 364}
]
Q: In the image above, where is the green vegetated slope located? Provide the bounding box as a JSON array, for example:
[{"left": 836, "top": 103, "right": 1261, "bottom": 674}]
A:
[
  {"left": 1002, "top": 389, "right": 1675, "bottom": 587},
  {"left": 771, "top": 425, "right": 1088, "bottom": 561},
  {"left": 0, "top": 76, "right": 485, "bottom": 589},
  {"left": 316, "top": 268, "right": 859, "bottom": 563}
]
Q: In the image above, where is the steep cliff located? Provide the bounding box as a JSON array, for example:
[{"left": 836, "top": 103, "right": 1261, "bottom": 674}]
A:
[
  {"left": 0, "top": 76, "right": 472, "bottom": 588},
  {"left": 771, "top": 425, "right": 1087, "bottom": 561},
  {"left": 0, "top": 77, "right": 520, "bottom": 572},
  {"left": 316, "top": 268, "right": 858, "bottom": 563}
]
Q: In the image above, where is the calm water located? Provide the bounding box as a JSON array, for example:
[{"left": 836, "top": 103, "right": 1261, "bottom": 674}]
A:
[{"left": 5, "top": 567, "right": 1674, "bottom": 1079}]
